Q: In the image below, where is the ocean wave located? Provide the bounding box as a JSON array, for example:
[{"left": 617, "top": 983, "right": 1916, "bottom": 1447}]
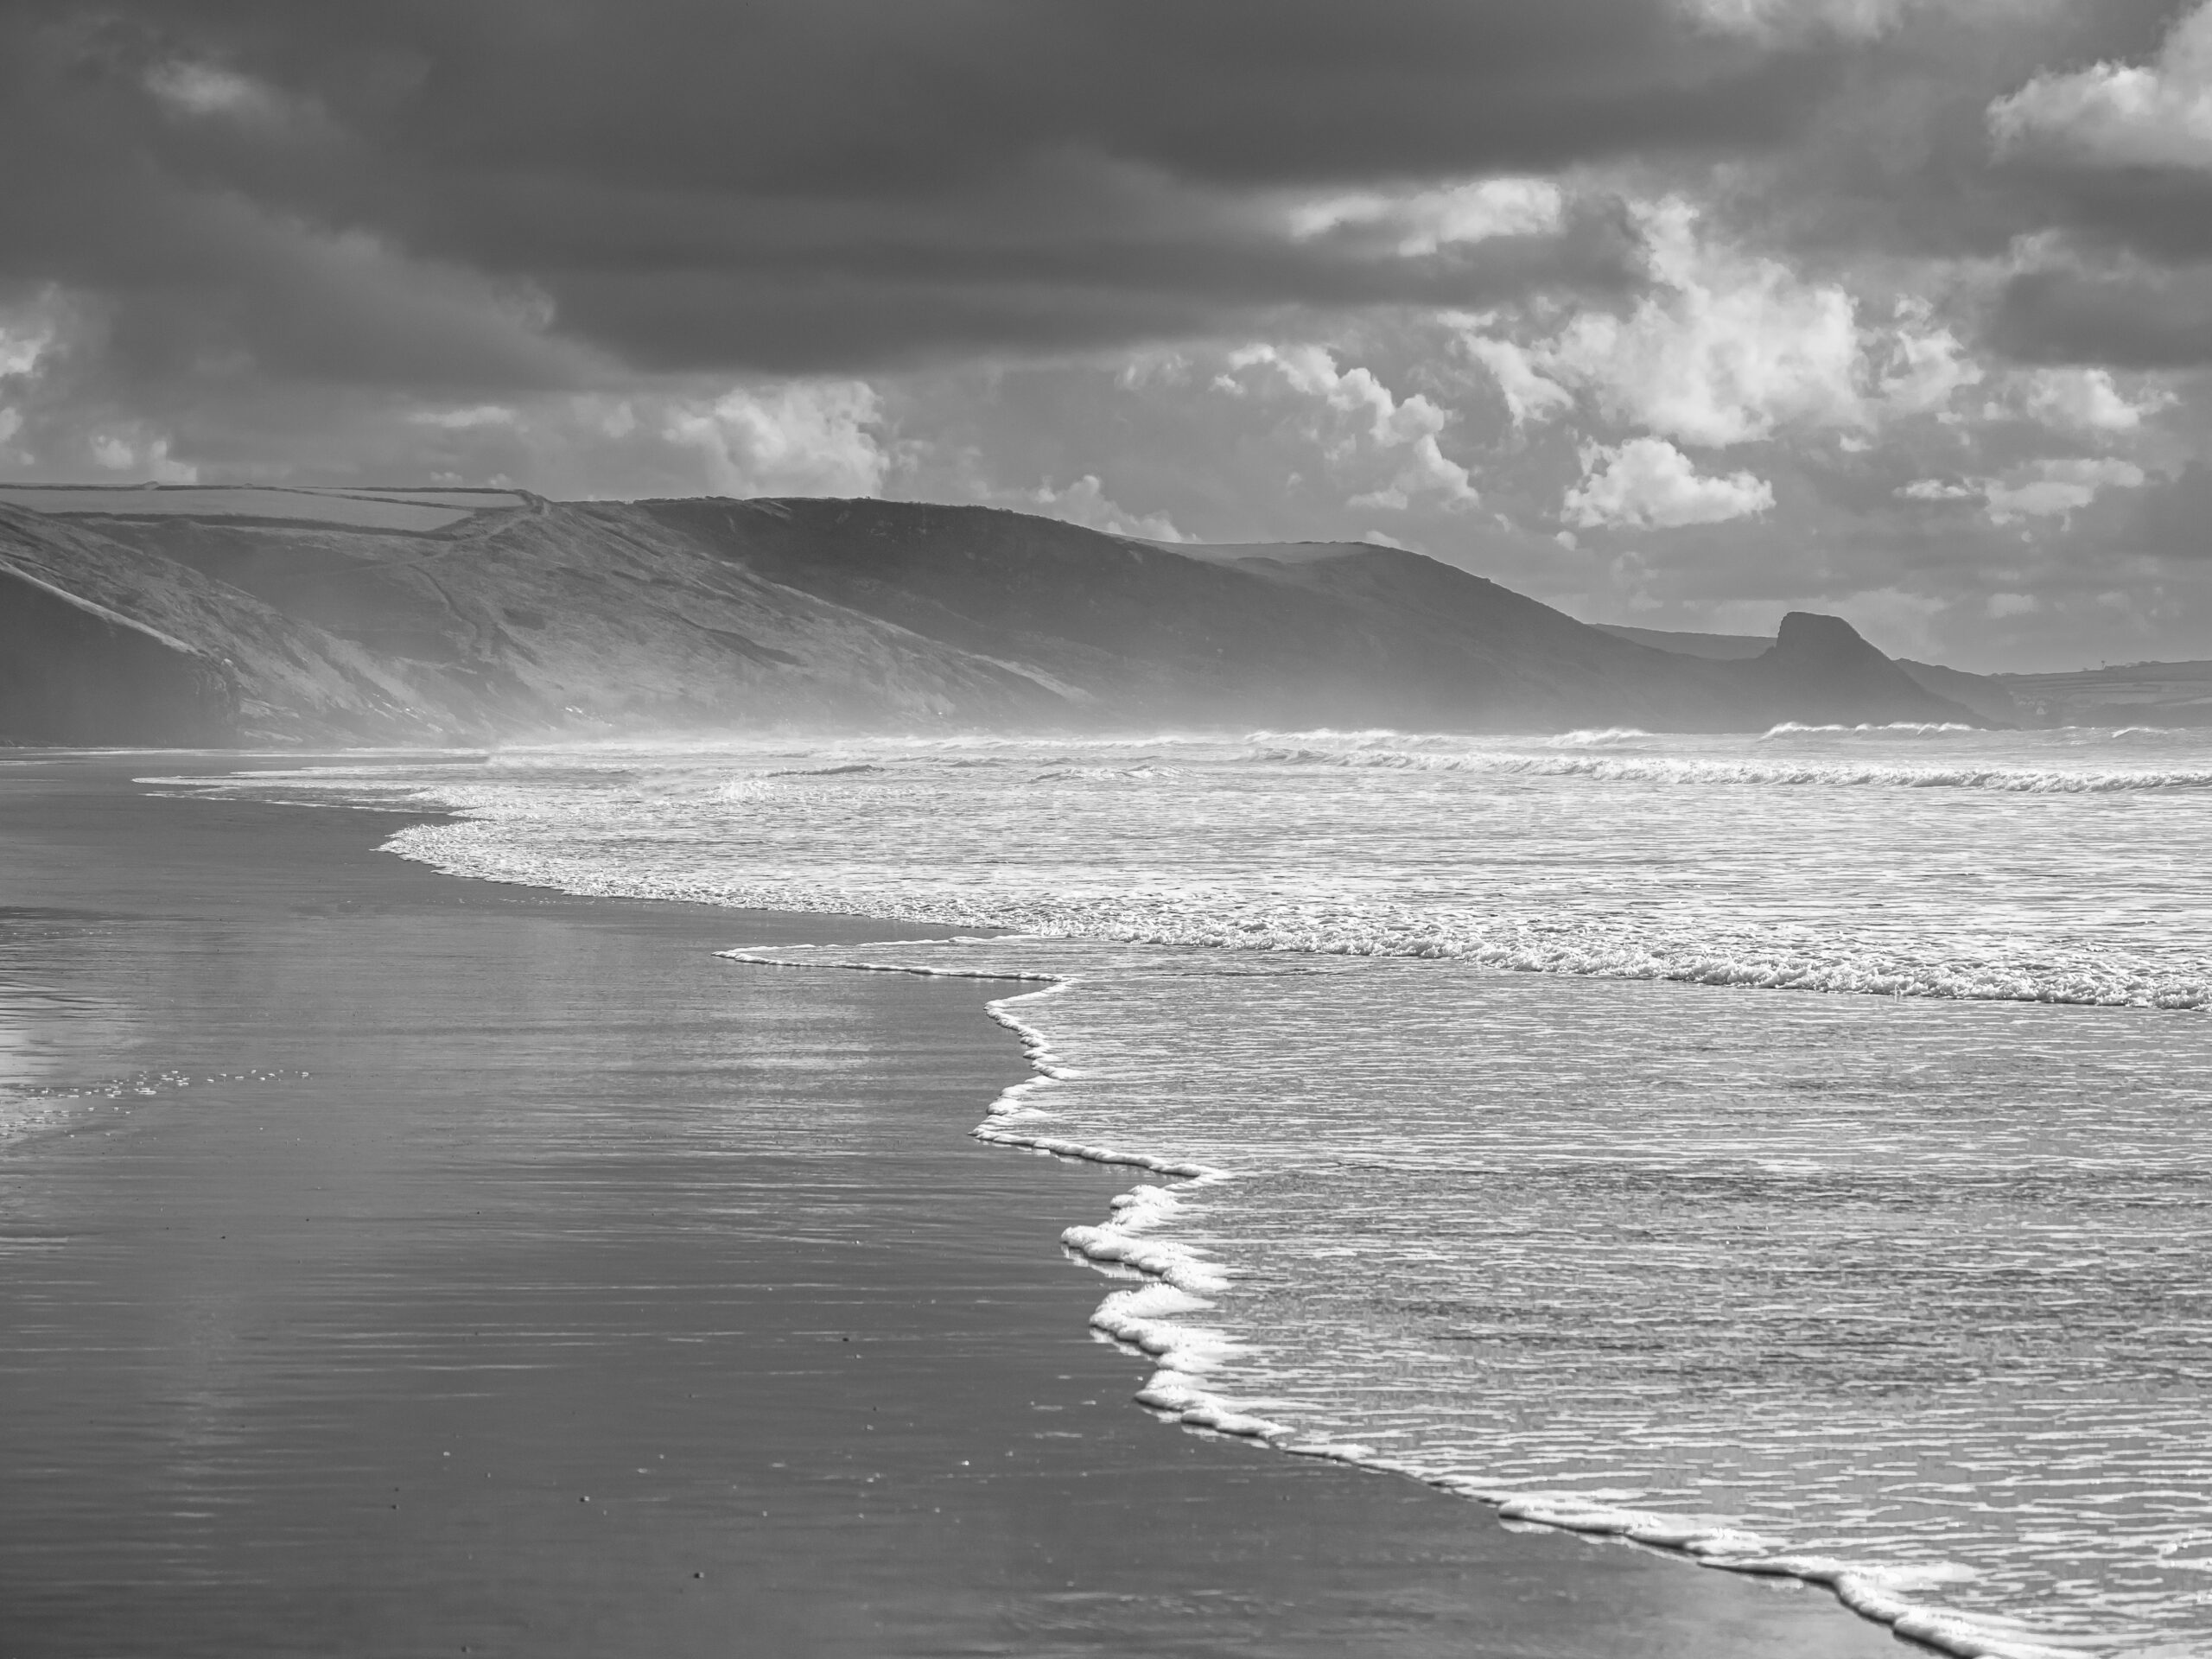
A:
[
  {"left": 384, "top": 823, "right": 2209, "bottom": 1011},
  {"left": 1760, "top": 721, "right": 1980, "bottom": 737},
  {"left": 1546, "top": 727, "right": 1653, "bottom": 746},
  {"left": 1033, "top": 764, "right": 1185, "bottom": 782},
  {"left": 726, "top": 943, "right": 2117, "bottom": 1659},
  {"left": 170, "top": 741, "right": 2212, "bottom": 1659},
  {"left": 1249, "top": 745, "right": 2212, "bottom": 791}
]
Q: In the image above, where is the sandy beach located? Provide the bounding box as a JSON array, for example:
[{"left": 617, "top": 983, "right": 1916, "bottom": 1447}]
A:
[{"left": 0, "top": 756, "right": 1904, "bottom": 1658}]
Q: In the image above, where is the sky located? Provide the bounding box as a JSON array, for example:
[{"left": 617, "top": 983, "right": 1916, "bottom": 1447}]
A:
[{"left": 5, "top": 2, "right": 2212, "bottom": 669}]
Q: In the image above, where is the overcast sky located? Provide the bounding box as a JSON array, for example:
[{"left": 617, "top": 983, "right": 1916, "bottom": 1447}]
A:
[{"left": 8, "top": 2, "right": 2212, "bottom": 667}]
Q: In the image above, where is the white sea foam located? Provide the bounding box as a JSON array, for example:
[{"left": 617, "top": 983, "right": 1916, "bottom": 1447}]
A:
[
  {"left": 1250, "top": 741, "right": 2212, "bottom": 791},
  {"left": 1762, "top": 720, "right": 1982, "bottom": 737},
  {"left": 730, "top": 932, "right": 2195, "bottom": 1658},
  {"left": 171, "top": 725, "right": 2212, "bottom": 1656}
]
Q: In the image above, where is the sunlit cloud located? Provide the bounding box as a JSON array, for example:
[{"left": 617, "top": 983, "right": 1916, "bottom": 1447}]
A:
[
  {"left": 1563, "top": 436, "right": 1774, "bottom": 529},
  {"left": 1990, "top": 4, "right": 2212, "bottom": 171}
]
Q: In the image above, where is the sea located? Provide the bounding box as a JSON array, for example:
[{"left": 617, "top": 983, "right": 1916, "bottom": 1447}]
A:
[{"left": 172, "top": 722, "right": 2212, "bottom": 1659}]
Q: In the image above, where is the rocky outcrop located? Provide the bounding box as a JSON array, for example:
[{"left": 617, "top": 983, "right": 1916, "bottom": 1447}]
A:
[
  {"left": 0, "top": 494, "right": 1989, "bottom": 744},
  {"left": 1596, "top": 618, "right": 2022, "bottom": 727},
  {"left": 1737, "top": 613, "right": 1980, "bottom": 728}
]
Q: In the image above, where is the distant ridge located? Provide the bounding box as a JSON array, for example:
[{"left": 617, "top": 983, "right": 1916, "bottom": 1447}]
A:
[
  {"left": 0, "top": 492, "right": 1985, "bottom": 745},
  {"left": 1603, "top": 620, "right": 2024, "bottom": 727},
  {"left": 1593, "top": 622, "right": 1770, "bottom": 661},
  {"left": 1998, "top": 660, "right": 2212, "bottom": 728}
]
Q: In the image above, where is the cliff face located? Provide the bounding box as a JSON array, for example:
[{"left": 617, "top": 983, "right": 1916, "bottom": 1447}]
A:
[
  {"left": 0, "top": 558, "right": 234, "bottom": 745},
  {"left": 0, "top": 491, "right": 1982, "bottom": 744}
]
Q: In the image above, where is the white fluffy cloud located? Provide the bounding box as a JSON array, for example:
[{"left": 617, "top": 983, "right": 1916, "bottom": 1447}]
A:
[
  {"left": 1989, "top": 3, "right": 2212, "bottom": 169},
  {"left": 1466, "top": 202, "right": 1976, "bottom": 447},
  {"left": 1562, "top": 436, "right": 1775, "bottom": 529},
  {"left": 1226, "top": 344, "right": 1479, "bottom": 509},
  {"left": 664, "top": 380, "right": 888, "bottom": 497},
  {"left": 1461, "top": 334, "right": 1576, "bottom": 425},
  {"left": 2018, "top": 368, "right": 2173, "bottom": 434},
  {"left": 1548, "top": 201, "right": 1864, "bottom": 444},
  {"left": 1898, "top": 477, "right": 1980, "bottom": 501},
  {"left": 1872, "top": 299, "right": 1983, "bottom": 416}
]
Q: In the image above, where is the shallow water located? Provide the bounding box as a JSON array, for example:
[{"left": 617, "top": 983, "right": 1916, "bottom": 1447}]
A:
[{"left": 181, "top": 725, "right": 2212, "bottom": 1657}]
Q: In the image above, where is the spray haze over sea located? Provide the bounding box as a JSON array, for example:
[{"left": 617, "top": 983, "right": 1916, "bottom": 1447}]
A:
[{"left": 181, "top": 723, "right": 2212, "bottom": 1659}]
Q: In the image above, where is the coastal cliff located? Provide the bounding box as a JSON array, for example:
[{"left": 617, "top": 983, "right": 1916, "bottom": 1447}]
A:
[{"left": 0, "top": 487, "right": 1980, "bottom": 745}]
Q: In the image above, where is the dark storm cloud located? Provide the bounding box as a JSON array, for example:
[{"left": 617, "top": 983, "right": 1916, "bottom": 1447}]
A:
[
  {"left": 1987, "top": 266, "right": 2212, "bottom": 366},
  {"left": 1993, "top": 156, "right": 2212, "bottom": 264},
  {"left": 0, "top": 0, "right": 1868, "bottom": 385},
  {"left": 1683, "top": 3, "right": 2212, "bottom": 372},
  {"left": 1686, "top": 5, "right": 2170, "bottom": 257}
]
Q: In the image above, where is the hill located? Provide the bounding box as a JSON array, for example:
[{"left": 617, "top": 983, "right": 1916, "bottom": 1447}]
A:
[
  {"left": 0, "top": 486, "right": 1980, "bottom": 745},
  {"left": 1996, "top": 661, "right": 2212, "bottom": 728},
  {"left": 1601, "top": 621, "right": 2027, "bottom": 726}
]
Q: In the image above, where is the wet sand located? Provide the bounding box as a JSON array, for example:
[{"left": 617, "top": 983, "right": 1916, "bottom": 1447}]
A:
[{"left": 0, "top": 756, "right": 1904, "bottom": 1658}]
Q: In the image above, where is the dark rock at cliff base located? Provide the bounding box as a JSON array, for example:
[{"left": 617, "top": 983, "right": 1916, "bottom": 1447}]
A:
[{"left": 0, "top": 491, "right": 1989, "bottom": 745}]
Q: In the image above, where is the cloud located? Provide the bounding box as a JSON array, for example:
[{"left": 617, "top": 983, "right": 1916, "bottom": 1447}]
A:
[
  {"left": 1902, "top": 455, "right": 2148, "bottom": 522},
  {"left": 1989, "top": 4, "right": 2212, "bottom": 172},
  {"left": 1288, "top": 179, "right": 1566, "bottom": 255},
  {"left": 1983, "top": 455, "right": 2145, "bottom": 522},
  {"left": 1462, "top": 334, "right": 1577, "bottom": 425},
  {"left": 0, "top": 0, "right": 1895, "bottom": 392},
  {"left": 663, "top": 381, "right": 888, "bottom": 497},
  {"left": 408, "top": 404, "right": 518, "bottom": 430},
  {"left": 1466, "top": 200, "right": 1977, "bottom": 447},
  {"left": 1027, "top": 474, "right": 1187, "bottom": 542},
  {"left": 1988, "top": 264, "right": 2212, "bottom": 367},
  {"left": 1676, "top": 0, "right": 1915, "bottom": 42},
  {"left": 1547, "top": 200, "right": 1867, "bottom": 444},
  {"left": 143, "top": 60, "right": 296, "bottom": 126},
  {"left": 1228, "top": 344, "right": 1479, "bottom": 510},
  {"left": 1563, "top": 436, "right": 1775, "bottom": 527},
  {"left": 1897, "top": 477, "right": 1979, "bottom": 501},
  {"left": 88, "top": 429, "right": 197, "bottom": 483},
  {"left": 0, "top": 304, "right": 56, "bottom": 381},
  {"left": 1872, "top": 299, "right": 1981, "bottom": 415},
  {"left": 2018, "top": 366, "right": 2171, "bottom": 433}
]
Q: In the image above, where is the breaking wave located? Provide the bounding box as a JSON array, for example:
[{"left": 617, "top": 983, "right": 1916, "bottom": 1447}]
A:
[{"left": 1249, "top": 744, "right": 2212, "bottom": 791}]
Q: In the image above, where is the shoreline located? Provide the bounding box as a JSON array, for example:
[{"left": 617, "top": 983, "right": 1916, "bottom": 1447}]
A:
[
  {"left": 728, "top": 941, "right": 2068, "bottom": 1659},
  {"left": 0, "top": 753, "right": 1904, "bottom": 1657}
]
